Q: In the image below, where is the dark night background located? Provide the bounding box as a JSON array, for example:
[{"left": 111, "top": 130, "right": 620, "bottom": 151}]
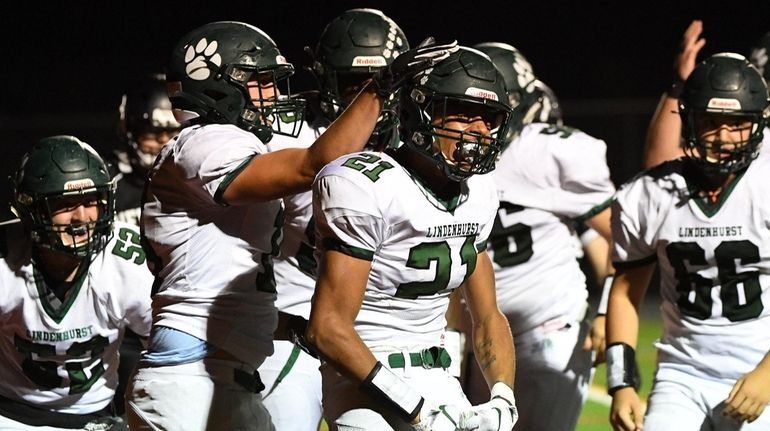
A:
[{"left": 2, "top": 0, "right": 770, "bottom": 221}]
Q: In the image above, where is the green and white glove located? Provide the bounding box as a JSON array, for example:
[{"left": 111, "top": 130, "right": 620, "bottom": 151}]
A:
[
  {"left": 412, "top": 401, "right": 467, "bottom": 431},
  {"left": 460, "top": 382, "right": 518, "bottom": 431}
]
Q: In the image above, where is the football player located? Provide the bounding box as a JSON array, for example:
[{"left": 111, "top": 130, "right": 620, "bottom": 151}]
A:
[
  {"left": 105, "top": 72, "right": 181, "bottom": 421},
  {"left": 258, "top": 8, "right": 409, "bottom": 431},
  {"left": 125, "top": 20, "right": 456, "bottom": 431},
  {"left": 0, "top": 136, "right": 153, "bottom": 430},
  {"left": 608, "top": 53, "right": 770, "bottom": 430},
  {"left": 645, "top": 21, "right": 770, "bottom": 171},
  {"left": 455, "top": 42, "right": 616, "bottom": 431},
  {"left": 307, "top": 46, "right": 518, "bottom": 431}
]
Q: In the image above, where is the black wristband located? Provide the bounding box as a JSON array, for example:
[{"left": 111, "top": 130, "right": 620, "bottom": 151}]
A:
[{"left": 666, "top": 78, "right": 685, "bottom": 99}]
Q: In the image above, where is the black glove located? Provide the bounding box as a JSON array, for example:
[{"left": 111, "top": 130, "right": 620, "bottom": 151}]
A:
[
  {"left": 372, "top": 37, "right": 459, "bottom": 98},
  {"left": 286, "top": 314, "right": 320, "bottom": 359}
]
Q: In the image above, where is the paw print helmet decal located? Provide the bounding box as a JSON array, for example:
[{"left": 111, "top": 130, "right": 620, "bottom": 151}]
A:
[{"left": 167, "top": 21, "right": 305, "bottom": 142}]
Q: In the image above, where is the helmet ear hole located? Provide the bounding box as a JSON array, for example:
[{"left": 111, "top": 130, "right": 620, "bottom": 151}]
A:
[{"left": 411, "top": 89, "right": 426, "bottom": 104}]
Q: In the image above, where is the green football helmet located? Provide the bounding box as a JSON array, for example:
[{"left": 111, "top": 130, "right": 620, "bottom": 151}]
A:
[
  {"left": 166, "top": 21, "right": 305, "bottom": 143},
  {"left": 11, "top": 136, "right": 116, "bottom": 258},
  {"left": 399, "top": 46, "right": 513, "bottom": 181},
  {"left": 310, "top": 8, "right": 408, "bottom": 148},
  {"left": 679, "top": 53, "right": 770, "bottom": 176},
  {"left": 473, "top": 42, "right": 539, "bottom": 144}
]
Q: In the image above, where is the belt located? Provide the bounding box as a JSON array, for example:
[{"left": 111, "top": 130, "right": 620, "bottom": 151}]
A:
[{"left": 387, "top": 347, "right": 452, "bottom": 369}]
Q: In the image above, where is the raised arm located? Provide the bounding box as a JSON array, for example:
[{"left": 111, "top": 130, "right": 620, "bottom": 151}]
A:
[
  {"left": 643, "top": 20, "right": 705, "bottom": 169},
  {"left": 223, "top": 84, "right": 383, "bottom": 204},
  {"left": 224, "top": 39, "right": 459, "bottom": 204}
]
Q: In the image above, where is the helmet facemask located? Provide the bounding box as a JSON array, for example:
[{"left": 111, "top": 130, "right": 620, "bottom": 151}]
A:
[
  {"left": 681, "top": 110, "right": 766, "bottom": 176},
  {"left": 408, "top": 91, "right": 511, "bottom": 181},
  {"left": 127, "top": 128, "right": 178, "bottom": 171},
  {"left": 15, "top": 186, "right": 115, "bottom": 260},
  {"left": 223, "top": 62, "right": 305, "bottom": 142},
  {"left": 11, "top": 135, "right": 116, "bottom": 261}
]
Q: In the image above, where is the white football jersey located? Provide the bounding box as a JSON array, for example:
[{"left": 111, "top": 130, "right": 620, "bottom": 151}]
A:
[
  {"left": 142, "top": 124, "right": 281, "bottom": 367},
  {"left": 613, "top": 156, "right": 770, "bottom": 381},
  {"left": 267, "top": 123, "right": 324, "bottom": 319},
  {"left": 0, "top": 222, "right": 152, "bottom": 414},
  {"left": 487, "top": 123, "right": 616, "bottom": 332},
  {"left": 313, "top": 151, "right": 498, "bottom": 347}
]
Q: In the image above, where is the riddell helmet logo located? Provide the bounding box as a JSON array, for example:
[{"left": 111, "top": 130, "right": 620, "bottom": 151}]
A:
[
  {"left": 64, "top": 179, "right": 95, "bottom": 191},
  {"left": 707, "top": 98, "right": 742, "bottom": 110},
  {"left": 352, "top": 56, "right": 387, "bottom": 67},
  {"left": 465, "top": 87, "right": 499, "bottom": 101},
  {"left": 185, "top": 38, "right": 222, "bottom": 81}
]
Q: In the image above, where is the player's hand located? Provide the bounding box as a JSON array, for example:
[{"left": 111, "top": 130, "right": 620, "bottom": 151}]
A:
[
  {"left": 412, "top": 402, "right": 467, "bottom": 431},
  {"left": 610, "top": 387, "right": 644, "bottom": 431},
  {"left": 459, "top": 382, "right": 518, "bottom": 431},
  {"left": 372, "top": 37, "right": 459, "bottom": 98},
  {"left": 674, "top": 19, "right": 706, "bottom": 82},
  {"left": 723, "top": 364, "right": 770, "bottom": 423},
  {"left": 280, "top": 312, "right": 320, "bottom": 359},
  {"left": 583, "top": 315, "right": 607, "bottom": 365}
]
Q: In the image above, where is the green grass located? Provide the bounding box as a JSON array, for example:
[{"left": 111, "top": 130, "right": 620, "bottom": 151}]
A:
[{"left": 577, "top": 305, "right": 662, "bottom": 430}]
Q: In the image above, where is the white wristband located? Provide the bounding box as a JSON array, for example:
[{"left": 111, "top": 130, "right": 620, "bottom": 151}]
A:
[
  {"left": 605, "top": 342, "right": 640, "bottom": 394},
  {"left": 443, "top": 329, "right": 465, "bottom": 378},
  {"left": 364, "top": 361, "right": 424, "bottom": 421},
  {"left": 597, "top": 274, "right": 614, "bottom": 315}
]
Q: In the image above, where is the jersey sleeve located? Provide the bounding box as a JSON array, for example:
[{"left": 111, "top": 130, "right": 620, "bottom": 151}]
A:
[
  {"left": 175, "top": 127, "right": 264, "bottom": 202},
  {"left": 122, "top": 268, "right": 154, "bottom": 337},
  {"left": 611, "top": 178, "right": 658, "bottom": 268},
  {"left": 313, "top": 172, "right": 386, "bottom": 261},
  {"left": 550, "top": 131, "right": 616, "bottom": 220},
  {"left": 493, "top": 124, "right": 615, "bottom": 220}
]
